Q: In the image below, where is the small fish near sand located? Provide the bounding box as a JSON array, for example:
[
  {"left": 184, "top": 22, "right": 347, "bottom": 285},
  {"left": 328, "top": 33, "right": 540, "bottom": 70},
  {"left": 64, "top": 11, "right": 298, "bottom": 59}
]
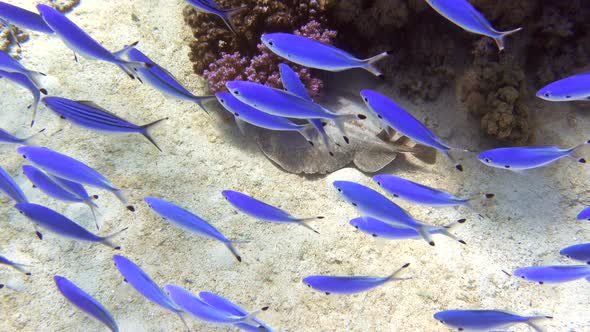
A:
[
  {"left": 433, "top": 309, "right": 552, "bottom": 331},
  {"left": 350, "top": 216, "right": 466, "bottom": 241},
  {"left": 303, "top": 263, "right": 411, "bottom": 295},
  {"left": 0, "top": 165, "right": 28, "bottom": 204},
  {"left": 477, "top": 141, "right": 590, "bottom": 171},
  {"left": 54, "top": 275, "right": 119, "bottom": 332},
  {"left": 113, "top": 255, "right": 189, "bottom": 330},
  {"left": 216, "top": 92, "right": 317, "bottom": 148},
  {"left": 333, "top": 180, "right": 466, "bottom": 246},
  {"left": 164, "top": 284, "right": 268, "bottom": 325},
  {"left": 36, "top": 4, "right": 151, "bottom": 79},
  {"left": 117, "top": 47, "right": 215, "bottom": 112},
  {"left": 0, "top": 127, "right": 44, "bottom": 145},
  {"left": 144, "top": 197, "right": 243, "bottom": 262},
  {"left": 536, "top": 71, "right": 590, "bottom": 102},
  {"left": 15, "top": 202, "right": 126, "bottom": 247},
  {"left": 261, "top": 33, "right": 392, "bottom": 77},
  {"left": 226, "top": 80, "right": 366, "bottom": 145},
  {"left": 22, "top": 165, "right": 100, "bottom": 229},
  {"left": 361, "top": 89, "right": 466, "bottom": 171},
  {"left": 222, "top": 190, "right": 322, "bottom": 233},
  {"left": 17, "top": 146, "right": 133, "bottom": 210},
  {"left": 0, "top": 70, "right": 48, "bottom": 126},
  {"left": 424, "top": 0, "right": 522, "bottom": 52},
  {"left": 185, "top": 0, "right": 246, "bottom": 34},
  {"left": 198, "top": 291, "right": 274, "bottom": 332},
  {"left": 42, "top": 96, "right": 167, "bottom": 151},
  {"left": 0, "top": 255, "right": 31, "bottom": 275},
  {"left": 560, "top": 243, "right": 590, "bottom": 264},
  {"left": 513, "top": 265, "right": 590, "bottom": 284},
  {"left": 373, "top": 174, "right": 494, "bottom": 207}
]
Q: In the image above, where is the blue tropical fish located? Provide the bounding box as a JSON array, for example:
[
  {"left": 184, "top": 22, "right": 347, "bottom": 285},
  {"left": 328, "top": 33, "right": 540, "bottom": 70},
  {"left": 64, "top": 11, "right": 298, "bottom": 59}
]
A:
[
  {"left": 0, "top": 70, "right": 47, "bottom": 126},
  {"left": 164, "top": 284, "right": 265, "bottom": 325},
  {"left": 350, "top": 216, "right": 465, "bottom": 241},
  {"left": 373, "top": 174, "right": 493, "bottom": 206},
  {"left": 477, "top": 141, "right": 589, "bottom": 171},
  {"left": 118, "top": 47, "right": 215, "bottom": 112},
  {"left": 112, "top": 255, "right": 189, "bottom": 330},
  {"left": 0, "top": 50, "right": 46, "bottom": 87},
  {"left": 36, "top": 4, "right": 150, "bottom": 79},
  {"left": 278, "top": 63, "right": 332, "bottom": 154},
  {"left": 226, "top": 80, "right": 366, "bottom": 144},
  {"left": 303, "top": 263, "right": 410, "bottom": 295},
  {"left": 222, "top": 190, "right": 322, "bottom": 233},
  {"left": 0, "top": 1, "right": 54, "bottom": 34},
  {"left": 22, "top": 165, "right": 99, "bottom": 229},
  {"left": 536, "top": 71, "right": 590, "bottom": 102},
  {"left": 513, "top": 265, "right": 590, "bottom": 284},
  {"left": 198, "top": 291, "right": 274, "bottom": 332},
  {"left": 424, "top": 0, "right": 521, "bottom": 51},
  {"left": 0, "top": 165, "right": 27, "bottom": 203},
  {"left": 577, "top": 207, "right": 590, "bottom": 221},
  {"left": 54, "top": 275, "right": 119, "bottom": 332},
  {"left": 15, "top": 202, "right": 126, "bottom": 247},
  {"left": 144, "top": 197, "right": 242, "bottom": 262},
  {"left": 43, "top": 96, "right": 166, "bottom": 151},
  {"left": 17, "top": 146, "right": 133, "bottom": 211},
  {"left": 361, "top": 89, "right": 465, "bottom": 171},
  {"left": 215, "top": 92, "right": 316, "bottom": 147},
  {"left": 333, "top": 180, "right": 465, "bottom": 246},
  {"left": 262, "top": 33, "right": 391, "bottom": 76},
  {"left": 434, "top": 309, "right": 551, "bottom": 331},
  {"left": 560, "top": 243, "right": 590, "bottom": 265},
  {"left": 185, "top": 0, "right": 246, "bottom": 34},
  {"left": 0, "top": 255, "right": 31, "bottom": 275}
]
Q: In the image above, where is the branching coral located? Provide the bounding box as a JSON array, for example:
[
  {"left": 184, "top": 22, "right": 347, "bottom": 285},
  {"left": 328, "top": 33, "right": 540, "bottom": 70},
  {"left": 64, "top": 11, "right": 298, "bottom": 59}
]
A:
[{"left": 202, "top": 20, "right": 335, "bottom": 98}]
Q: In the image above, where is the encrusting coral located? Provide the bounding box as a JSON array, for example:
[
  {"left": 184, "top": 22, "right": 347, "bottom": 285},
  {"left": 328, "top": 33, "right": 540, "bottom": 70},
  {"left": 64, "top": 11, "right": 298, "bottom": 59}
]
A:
[{"left": 43, "top": 0, "right": 81, "bottom": 13}]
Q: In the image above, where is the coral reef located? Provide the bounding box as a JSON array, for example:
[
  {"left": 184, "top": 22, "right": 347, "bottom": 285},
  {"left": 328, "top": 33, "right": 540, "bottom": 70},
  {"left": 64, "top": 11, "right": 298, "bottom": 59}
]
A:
[
  {"left": 202, "top": 20, "right": 335, "bottom": 98},
  {"left": 43, "top": 0, "right": 81, "bottom": 13},
  {"left": 459, "top": 39, "right": 529, "bottom": 144},
  {"left": 0, "top": 25, "right": 29, "bottom": 53}
]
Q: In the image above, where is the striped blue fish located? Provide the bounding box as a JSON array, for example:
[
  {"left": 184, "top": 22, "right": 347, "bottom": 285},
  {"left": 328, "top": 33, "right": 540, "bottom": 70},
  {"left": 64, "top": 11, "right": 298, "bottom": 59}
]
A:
[
  {"left": 43, "top": 96, "right": 166, "bottom": 151},
  {"left": 0, "top": 128, "right": 44, "bottom": 144},
  {"left": 0, "top": 50, "right": 46, "bottom": 87}
]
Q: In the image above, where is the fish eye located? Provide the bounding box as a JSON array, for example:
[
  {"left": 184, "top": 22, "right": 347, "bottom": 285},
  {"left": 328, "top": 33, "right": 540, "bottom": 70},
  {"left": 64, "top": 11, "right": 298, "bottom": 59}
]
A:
[
  {"left": 377, "top": 114, "right": 383, "bottom": 119},
  {"left": 354, "top": 225, "right": 358, "bottom": 229},
  {"left": 268, "top": 41, "right": 274, "bottom": 46},
  {"left": 566, "top": 95, "right": 571, "bottom": 99},
  {"left": 363, "top": 97, "right": 368, "bottom": 102},
  {"left": 233, "top": 90, "right": 239, "bottom": 95},
  {"left": 484, "top": 158, "right": 491, "bottom": 163},
  {"left": 544, "top": 92, "right": 550, "bottom": 97},
  {"left": 220, "top": 99, "right": 225, "bottom": 103},
  {"left": 376, "top": 181, "right": 381, "bottom": 186},
  {"left": 504, "top": 165, "right": 510, "bottom": 169},
  {"left": 337, "top": 188, "right": 342, "bottom": 192},
  {"left": 520, "top": 276, "right": 525, "bottom": 279}
]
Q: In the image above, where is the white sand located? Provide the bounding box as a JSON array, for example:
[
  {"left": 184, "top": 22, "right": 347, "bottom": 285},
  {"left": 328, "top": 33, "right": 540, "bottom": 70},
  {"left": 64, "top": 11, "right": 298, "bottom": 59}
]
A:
[{"left": 1, "top": 1, "right": 589, "bottom": 331}]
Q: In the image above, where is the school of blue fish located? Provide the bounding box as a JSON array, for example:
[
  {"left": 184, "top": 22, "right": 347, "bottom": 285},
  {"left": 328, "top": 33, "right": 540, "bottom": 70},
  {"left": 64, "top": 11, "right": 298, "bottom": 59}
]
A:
[{"left": 0, "top": 1, "right": 589, "bottom": 331}]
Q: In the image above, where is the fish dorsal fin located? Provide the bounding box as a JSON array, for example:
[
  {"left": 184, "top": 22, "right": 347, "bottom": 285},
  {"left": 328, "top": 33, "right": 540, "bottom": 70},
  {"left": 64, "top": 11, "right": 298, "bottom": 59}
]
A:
[{"left": 75, "top": 100, "right": 121, "bottom": 117}]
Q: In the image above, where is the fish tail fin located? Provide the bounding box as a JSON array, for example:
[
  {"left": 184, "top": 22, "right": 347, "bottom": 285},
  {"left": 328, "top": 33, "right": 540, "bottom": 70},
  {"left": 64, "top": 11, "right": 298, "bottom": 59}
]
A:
[
  {"left": 225, "top": 242, "right": 242, "bottom": 262},
  {"left": 175, "top": 311, "right": 192, "bottom": 332},
  {"left": 140, "top": 117, "right": 168, "bottom": 152},
  {"left": 85, "top": 200, "right": 100, "bottom": 230},
  {"left": 361, "top": 51, "right": 393, "bottom": 78},
  {"left": 112, "top": 189, "right": 134, "bottom": 212},
  {"left": 295, "top": 219, "right": 320, "bottom": 234},
  {"left": 442, "top": 218, "right": 467, "bottom": 231},
  {"left": 298, "top": 122, "right": 319, "bottom": 148},
  {"left": 100, "top": 227, "right": 129, "bottom": 250},
  {"left": 239, "top": 306, "right": 270, "bottom": 325},
  {"left": 190, "top": 95, "right": 216, "bottom": 113},
  {"left": 416, "top": 226, "right": 436, "bottom": 246},
  {"left": 436, "top": 221, "right": 467, "bottom": 245},
  {"left": 442, "top": 149, "right": 463, "bottom": 172},
  {"left": 493, "top": 27, "right": 522, "bottom": 52},
  {"left": 10, "top": 262, "right": 32, "bottom": 275},
  {"left": 28, "top": 88, "right": 45, "bottom": 127},
  {"left": 465, "top": 193, "right": 495, "bottom": 204},
  {"left": 568, "top": 140, "right": 590, "bottom": 164},
  {"left": 112, "top": 41, "right": 139, "bottom": 58},
  {"left": 24, "top": 70, "right": 46, "bottom": 88},
  {"left": 221, "top": 5, "right": 248, "bottom": 34},
  {"left": 387, "top": 262, "right": 411, "bottom": 281},
  {"left": 22, "top": 128, "right": 46, "bottom": 144},
  {"left": 525, "top": 315, "right": 552, "bottom": 332}
]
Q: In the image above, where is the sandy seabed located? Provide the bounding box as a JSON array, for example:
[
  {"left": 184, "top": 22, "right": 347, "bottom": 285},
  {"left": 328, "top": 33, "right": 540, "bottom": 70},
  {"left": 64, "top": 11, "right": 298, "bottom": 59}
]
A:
[{"left": 1, "top": 1, "right": 589, "bottom": 331}]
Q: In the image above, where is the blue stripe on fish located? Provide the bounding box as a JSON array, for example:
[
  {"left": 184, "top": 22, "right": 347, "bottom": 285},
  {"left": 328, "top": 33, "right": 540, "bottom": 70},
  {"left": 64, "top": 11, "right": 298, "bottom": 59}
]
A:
[
  {"left": 0, "top": 165, "right": 27, "bottom": 203},
  {"left": 434, "top": 309, "right": 551, "bottom": 331},
  {"left": 185, "top": 0, "right": 246, "bottom": 34},
  {"left": 560, "top": 243, "right": 590, "bottom": 265},
  {"left": 0, "top": 255, "right": 31, "bottom": 275},
  {"left": 350, "top": 216, "right": 466, "bottom": 241},
  {"left": 198, "top": 291, "right": 274, "bottom": 332},
  {"left": 0, "top": 1, "right": 54, "bottom": 34},
  {"left": 537, "top": 71, "right": 590, "bottom": 102},
  {"left": 42, "top": 96, "right": 166, "bottom": 151},
  {"left": 513, "top": 265, "right": 590, "bottom": 284}
]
